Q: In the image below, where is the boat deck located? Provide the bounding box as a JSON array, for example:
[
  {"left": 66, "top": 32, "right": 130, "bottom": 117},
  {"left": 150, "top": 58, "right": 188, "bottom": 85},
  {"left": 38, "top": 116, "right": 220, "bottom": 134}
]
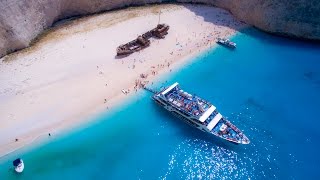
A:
[
  {"left": 211, "top": 119, "right": 249, "bottom": 144},
  {"left": 163, "top": 85, "right": 211, "bottom": 117},
  {"left": 203, "top": 109, "right": 249, "bottom": 143}
]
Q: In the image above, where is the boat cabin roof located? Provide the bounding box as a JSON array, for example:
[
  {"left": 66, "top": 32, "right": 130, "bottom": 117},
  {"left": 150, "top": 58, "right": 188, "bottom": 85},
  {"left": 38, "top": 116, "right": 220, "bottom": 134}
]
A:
[
  {"left": 207, "top": 113, "right": 222, "bottom": 131},
  {"left": 199, "top": 105, "right": 216, "bottom": 122},
  {"left": 161, "top": 82, "right": 179, "bottom": 95},
  {"left": 160, "top": 82, "right": 216, "bottom": 122},
  {"left": 13, "top": 158, "right": 22, "bottom": 166}
]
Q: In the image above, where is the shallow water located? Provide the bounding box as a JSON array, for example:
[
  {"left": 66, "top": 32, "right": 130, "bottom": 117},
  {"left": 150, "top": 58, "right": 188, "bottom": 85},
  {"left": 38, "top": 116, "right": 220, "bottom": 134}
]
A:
[{"left": 1, "top": 28, "right": 320, "bottom": 179}]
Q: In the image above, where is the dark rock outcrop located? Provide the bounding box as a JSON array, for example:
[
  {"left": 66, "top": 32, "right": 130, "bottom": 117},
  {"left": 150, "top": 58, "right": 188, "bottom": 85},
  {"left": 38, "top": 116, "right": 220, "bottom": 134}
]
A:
[{"left": 0, "top": 0, "right": 319, "bottom": 58}]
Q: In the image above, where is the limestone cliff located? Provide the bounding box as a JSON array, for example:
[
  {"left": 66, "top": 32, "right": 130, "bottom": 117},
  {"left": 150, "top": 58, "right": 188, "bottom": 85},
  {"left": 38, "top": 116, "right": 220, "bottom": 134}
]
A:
[
  {"left": 205, "top": 0, "right": 320, "bottom": 40},
  {"left": 0, "top": 0, "right": 319, "bottom": 58}
]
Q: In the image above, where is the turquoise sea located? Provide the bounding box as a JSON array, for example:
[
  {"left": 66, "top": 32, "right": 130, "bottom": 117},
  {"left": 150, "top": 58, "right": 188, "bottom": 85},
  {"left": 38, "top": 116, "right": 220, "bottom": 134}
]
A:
[{"left": 1, "top": 28, "right": 320, "bottom": 179}]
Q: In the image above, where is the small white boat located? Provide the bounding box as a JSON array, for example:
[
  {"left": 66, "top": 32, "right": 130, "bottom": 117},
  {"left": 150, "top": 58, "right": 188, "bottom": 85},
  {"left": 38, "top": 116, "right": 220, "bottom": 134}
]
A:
[
  {"left": 13, "top": 158, "right": 24, "bottom": 173},
  {"left": 216, "top": 38, "right": 236, "bottom": 49}
]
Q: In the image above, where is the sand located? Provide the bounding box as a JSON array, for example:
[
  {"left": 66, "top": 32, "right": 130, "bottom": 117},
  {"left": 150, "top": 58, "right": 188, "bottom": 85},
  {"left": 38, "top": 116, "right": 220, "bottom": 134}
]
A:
[{"left": 0, "top": 4, "right": 247, "bottom": 157}]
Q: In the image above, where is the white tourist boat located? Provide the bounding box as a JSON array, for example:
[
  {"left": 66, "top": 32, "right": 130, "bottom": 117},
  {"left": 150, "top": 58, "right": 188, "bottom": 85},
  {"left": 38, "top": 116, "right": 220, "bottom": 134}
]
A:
[
  {"left": 152, "top": 82, "right": 250, "bottom": 144},
  {"left": 216, "top": 38, "right": 236, "bottom": 49},
  {"left": 13, "top": 158, "right": 24, "bottom": 173}
]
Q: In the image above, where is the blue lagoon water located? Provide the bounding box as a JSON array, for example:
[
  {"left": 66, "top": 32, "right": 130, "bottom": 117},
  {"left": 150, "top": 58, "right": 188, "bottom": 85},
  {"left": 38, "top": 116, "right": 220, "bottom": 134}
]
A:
[{"left": 1, "top": 28, "right": 320, "bottom": 179}]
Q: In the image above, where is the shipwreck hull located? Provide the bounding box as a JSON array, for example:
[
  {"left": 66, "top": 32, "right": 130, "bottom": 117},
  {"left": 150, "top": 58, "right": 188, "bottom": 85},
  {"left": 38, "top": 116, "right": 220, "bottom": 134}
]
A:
[{"left": 116, "top": 24, "right": 169, "bottom": 57}]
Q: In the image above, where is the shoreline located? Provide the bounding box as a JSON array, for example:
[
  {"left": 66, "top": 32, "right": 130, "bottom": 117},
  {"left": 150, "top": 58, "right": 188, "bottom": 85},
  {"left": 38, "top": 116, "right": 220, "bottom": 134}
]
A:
[
  {"left": 0, "top": 4, "right": 247, "bottom": 158},
  {"left": 0, "top": 35, "right": 223, "bottom": 159}
]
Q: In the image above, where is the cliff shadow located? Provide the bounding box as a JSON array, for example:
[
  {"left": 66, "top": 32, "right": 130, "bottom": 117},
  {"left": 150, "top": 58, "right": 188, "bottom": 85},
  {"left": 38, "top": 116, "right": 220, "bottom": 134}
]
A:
[
  {"left": 181, "top": 4, "right": 246, "bottom": 33},
  {"left": 238, "top": 27, "right": 320, "bottom": 48}
]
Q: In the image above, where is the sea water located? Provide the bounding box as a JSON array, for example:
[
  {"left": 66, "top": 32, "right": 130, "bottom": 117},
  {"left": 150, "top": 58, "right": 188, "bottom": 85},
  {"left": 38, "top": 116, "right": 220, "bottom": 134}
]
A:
[{"left": 1, "top": 28, "right": 320, "bottom": 179}]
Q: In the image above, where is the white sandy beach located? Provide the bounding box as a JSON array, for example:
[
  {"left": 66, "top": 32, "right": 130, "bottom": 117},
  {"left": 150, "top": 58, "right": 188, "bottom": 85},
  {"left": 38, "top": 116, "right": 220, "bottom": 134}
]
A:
[{"left": 0, "top": 4, "right": 247, "bottom": 157}]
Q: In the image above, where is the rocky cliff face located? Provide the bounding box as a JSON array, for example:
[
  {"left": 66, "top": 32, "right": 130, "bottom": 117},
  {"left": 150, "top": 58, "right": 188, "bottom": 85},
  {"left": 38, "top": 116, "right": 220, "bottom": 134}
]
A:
[
  {"left": 0, "top": 0, "right": 319, "bottom": 58},
  {"left": 209, "top": 0, "right": 320, "bottom": 39}
]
